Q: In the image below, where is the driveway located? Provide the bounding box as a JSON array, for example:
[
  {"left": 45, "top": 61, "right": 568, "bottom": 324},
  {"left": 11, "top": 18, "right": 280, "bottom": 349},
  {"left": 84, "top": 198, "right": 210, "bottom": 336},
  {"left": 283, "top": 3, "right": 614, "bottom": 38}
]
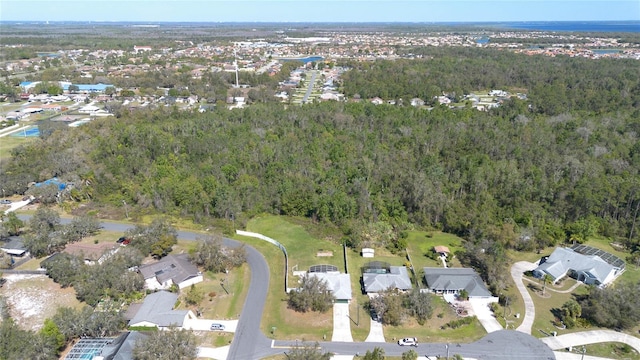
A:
[
  {"left": 3, "top": 197, "right": 33, "bottom": 214},
  {"left": 541, "top": 329, "right": 640, "bottom": 353},
  {"left": 198, "top": 346, "right": 230, "bottom": 360},
  {"left": 511, "top": 261, "right": 538, "bottom": 334},
  {"left": 469, "top": 298, "right": 503, "bottom": 333},
  {"left": 331, "top": 303, "right": 353, "bottom": 342},
  {"left": 184, "top": 319, "right": 238, "bottom": 332},
  {"left": 364, "top": 317, "right": 385, "bottom": 342}
]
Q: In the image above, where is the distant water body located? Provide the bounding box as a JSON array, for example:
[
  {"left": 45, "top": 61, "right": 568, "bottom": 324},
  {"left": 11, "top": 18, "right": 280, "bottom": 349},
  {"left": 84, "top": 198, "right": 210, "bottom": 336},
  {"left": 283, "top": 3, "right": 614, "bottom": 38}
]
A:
[{"left": 498, "top": 21, "right": 640, "bottom": 33}]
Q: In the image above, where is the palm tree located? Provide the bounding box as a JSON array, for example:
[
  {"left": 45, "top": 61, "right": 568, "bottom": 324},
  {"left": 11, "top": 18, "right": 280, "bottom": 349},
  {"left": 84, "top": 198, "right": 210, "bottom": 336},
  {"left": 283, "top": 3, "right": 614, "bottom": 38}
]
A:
[{"left": 541, "top": 274, "right": 552, "bottom": 295}]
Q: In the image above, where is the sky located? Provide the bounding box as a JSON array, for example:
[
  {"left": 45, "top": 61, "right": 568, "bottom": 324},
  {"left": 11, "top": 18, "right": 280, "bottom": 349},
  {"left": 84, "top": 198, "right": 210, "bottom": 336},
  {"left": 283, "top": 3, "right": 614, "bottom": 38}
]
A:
[{"left": 2, "top": 0, "right": 639, "bottom": 23}]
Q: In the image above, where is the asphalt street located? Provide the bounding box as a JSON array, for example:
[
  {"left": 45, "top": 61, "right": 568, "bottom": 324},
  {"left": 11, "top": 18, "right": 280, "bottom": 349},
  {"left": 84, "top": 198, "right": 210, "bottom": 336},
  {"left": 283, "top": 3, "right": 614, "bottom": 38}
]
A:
[{"left": 15, "top": 215, "right": 558, "bottom": 359}]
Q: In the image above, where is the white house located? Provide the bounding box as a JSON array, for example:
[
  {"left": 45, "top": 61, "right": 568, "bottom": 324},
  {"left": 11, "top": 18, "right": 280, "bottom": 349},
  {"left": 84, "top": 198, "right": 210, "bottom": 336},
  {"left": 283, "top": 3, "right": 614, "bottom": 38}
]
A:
[
  {"left": 138, "top": 254, "right": 203, "bottom": 290},
  {"left": 533, "top": 246, "right": 624, "bottom": 287},
  {"left": 423, "top": 267, "right": 494, "bottom": 299},
  {"left": 362, "top": 262, "right": 412, "bottom": 293},
  {"left": 128, "top": 291, "right": 196, "bottom": 329},
  {"left": 307, "top": 270, "right": 352, "bottom": 303}
]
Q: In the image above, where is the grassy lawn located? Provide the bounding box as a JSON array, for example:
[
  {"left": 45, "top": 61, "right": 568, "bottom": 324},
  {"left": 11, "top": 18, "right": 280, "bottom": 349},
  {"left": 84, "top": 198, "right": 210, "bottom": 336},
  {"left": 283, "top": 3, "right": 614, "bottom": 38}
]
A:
[
  {"left": 555, "top": 343, "right": 640, "bottom": 360},
  {"left": 237, "top": 215, "right": 489, "bottom": 344},
  {"left": 384, "top": 295, "right": 486, "bottom": 343},
  {"left": 0, "top": 135, "right": 34, "bottom": 165},
  {"left": 405, "top": 230, "right": 465, "bottom": 271},
  {"left": 239, "top": 215, "right": 338, "bottom": 341},
  {"left": 175, "top": 263, "right": 250, "bottom": 321}
]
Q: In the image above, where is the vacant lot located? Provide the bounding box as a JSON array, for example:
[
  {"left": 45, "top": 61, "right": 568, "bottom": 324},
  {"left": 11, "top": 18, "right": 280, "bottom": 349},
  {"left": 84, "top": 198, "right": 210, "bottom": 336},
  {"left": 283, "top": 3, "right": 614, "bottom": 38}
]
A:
[{"left": 0, "top": 274, "right": 83, "bottom": 331}]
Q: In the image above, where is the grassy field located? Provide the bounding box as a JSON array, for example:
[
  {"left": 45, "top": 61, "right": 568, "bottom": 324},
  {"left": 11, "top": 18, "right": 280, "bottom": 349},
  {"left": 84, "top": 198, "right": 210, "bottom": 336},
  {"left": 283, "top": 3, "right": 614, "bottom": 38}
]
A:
[{"left": 0, "top": 134, "right": 35, "bottom": 165}]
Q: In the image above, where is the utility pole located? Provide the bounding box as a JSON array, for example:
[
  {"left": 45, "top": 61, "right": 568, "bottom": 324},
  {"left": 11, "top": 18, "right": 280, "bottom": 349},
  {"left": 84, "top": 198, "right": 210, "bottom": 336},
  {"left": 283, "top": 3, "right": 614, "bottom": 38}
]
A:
[{"left": 581, "top": 346, "right": 586, "bottom": 360}]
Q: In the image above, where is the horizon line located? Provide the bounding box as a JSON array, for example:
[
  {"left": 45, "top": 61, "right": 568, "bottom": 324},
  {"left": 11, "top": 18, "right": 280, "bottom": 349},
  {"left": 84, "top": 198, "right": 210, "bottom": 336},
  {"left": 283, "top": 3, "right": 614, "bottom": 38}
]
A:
[{"left": 2, "top": 20, "right": 639, "bottom": 23}]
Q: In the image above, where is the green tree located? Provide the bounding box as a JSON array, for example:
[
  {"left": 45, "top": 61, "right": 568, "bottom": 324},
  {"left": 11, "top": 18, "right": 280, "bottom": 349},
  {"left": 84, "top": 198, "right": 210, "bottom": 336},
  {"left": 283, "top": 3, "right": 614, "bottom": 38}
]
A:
[
  {"left": 285, "top": 342, "right": 332, "bottom": 360},
  {"left": 184, "top": 284, "right": 204, "bottom": 306},
  {"left": 125, "top": 217, "right": 177, "bottom": 258},
  {"left": 191, "top": 235, "right": 246, "bottom": 273},
  {"left": 40, "top": 319, "right": 65, "bottom": 352},
  {"left": 133, "top": 328, "right": 198, "bottom": 360},
  {"left": 3, "top": 212, "right": 24, "bottom": 236},
  {"left": 403, "top": 289, "right": 434, "bottom": 325},
  {"left": 560, "top": 299, "right": 582, "bottom": 329},
  {"left": 29, "top": 207, "right": 61, "bottom": 234},
  {"left": 362, "top": 347, "right": 385, "bottom": 360},
  {"left": 541, "top": 274, "right": 552, "bottom": 296},
  {"left": 402, "top": 349, "right": 418, "bottom": 360},
  {"left": 288, "top": 275, "right": 335, "bottom": 313}
]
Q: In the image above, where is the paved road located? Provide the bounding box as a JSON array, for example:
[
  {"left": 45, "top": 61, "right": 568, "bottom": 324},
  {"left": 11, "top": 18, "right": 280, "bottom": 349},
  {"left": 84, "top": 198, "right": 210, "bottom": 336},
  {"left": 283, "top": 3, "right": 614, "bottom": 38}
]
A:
[
  {"left": 276, "top": 330, "right": 556, "bottom": 359},
  {"left": 541, "top": 329, "right": 640, "bottom": 353},
  {"left": 302, "top": 71, "right": 317, "bottom": 103},
  {"left": 15, "top": 215, "right": 557, "bottom": 359}
]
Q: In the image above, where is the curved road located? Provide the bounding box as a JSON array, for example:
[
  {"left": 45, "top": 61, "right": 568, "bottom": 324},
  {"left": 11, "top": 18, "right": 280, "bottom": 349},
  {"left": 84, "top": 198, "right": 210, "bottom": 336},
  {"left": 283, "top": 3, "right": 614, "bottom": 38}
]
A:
[{"left": 17, "top": 216, "right": 557, "bottom": 359}]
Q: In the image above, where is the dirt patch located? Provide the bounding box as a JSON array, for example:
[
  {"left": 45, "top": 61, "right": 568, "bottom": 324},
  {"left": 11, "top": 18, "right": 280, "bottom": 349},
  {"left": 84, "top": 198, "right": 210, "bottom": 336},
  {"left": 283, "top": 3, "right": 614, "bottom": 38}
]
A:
[{"left": 0, "top": 274, "right": 82, "bottom": 331}]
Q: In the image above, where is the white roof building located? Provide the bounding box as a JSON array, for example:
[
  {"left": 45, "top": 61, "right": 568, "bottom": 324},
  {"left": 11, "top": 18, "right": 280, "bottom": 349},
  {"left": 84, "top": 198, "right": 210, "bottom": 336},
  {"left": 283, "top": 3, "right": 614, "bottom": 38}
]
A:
[
  {"left": 307, "top": 271, "right": 352, "bottom": 302},
  {"left": 533, "top": 246, "right": 624, "bottom": 287}
]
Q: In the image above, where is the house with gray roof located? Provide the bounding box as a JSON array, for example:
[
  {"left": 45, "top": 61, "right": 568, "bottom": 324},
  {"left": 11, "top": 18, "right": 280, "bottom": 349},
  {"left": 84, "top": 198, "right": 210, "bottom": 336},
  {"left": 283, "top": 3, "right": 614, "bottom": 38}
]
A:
[
  {"left": 362, "top": 262, "right": 412, "bottom": 293},
  {"left": 0, "top": 236, "right": 28, "bottom": 257},
  {"left": 138, "top": 253, "right": 202, "bottom": 290},
  {"left": 533, "top": 246, "right": 623, "bottom": 286},
  {"left": 128, "top": 291, "right": 196, "bottom": 329},
  {"left": 423, "top": 267, "right": 493, "bottom": 299},
  {"left": 307, "top": 271, "right": 352, "bottom": 302}
]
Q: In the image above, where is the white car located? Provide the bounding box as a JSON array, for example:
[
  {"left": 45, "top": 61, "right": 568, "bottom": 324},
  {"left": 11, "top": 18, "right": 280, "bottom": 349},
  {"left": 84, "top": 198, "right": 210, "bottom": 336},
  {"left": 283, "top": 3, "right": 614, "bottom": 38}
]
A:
[{"left": 398, "top": 337, "right": 418, "bottom": 346}]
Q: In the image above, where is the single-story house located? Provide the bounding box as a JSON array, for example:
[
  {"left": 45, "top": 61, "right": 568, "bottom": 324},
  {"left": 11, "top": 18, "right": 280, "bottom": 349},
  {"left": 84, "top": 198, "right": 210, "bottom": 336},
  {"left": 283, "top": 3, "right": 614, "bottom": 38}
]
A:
[
  {"left": 0, "top": 236, "right": 28, "bottom": 257},
  {"left": 423, "top": 267, "right": 493, "bottom": 299},
  {"left": 138, "top": 253, "right": 202, "bottom": 290},
  {"left": 307, "top": 266, "right": 352, "bottom": 303},
  {"left": 362, "top": 262, "right": 412, "bottom": 293},
  {"left": 533, "top": 246, "right": 624, "bottom": 286},
  {"left": 128, "top": 291, "right": 196, "bottom": 329},
  {"left": 63, "top": 242, "right": 119, "bottom": 265},
  {"left": 98, "top": 331, "right": 148, "bottom": 360}
]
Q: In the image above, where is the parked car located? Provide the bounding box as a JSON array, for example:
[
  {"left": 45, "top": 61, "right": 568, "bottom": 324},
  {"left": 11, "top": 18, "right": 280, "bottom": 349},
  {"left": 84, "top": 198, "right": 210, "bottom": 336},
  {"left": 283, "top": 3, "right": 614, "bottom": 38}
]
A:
[
  {"left": 0, "top": 199, "right": 11, "bottom": 205},
  {"left": 398, "top": 337, "right": 418, "bottom": 346},
  {"left": 210, "top": 323, "right": 225, "bottom": 331}
]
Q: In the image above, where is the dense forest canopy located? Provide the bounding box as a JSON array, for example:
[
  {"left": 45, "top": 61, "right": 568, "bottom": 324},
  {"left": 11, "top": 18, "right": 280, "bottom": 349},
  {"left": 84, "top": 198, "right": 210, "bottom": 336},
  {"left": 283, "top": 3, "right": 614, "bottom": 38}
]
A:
[
  {"left": 341, "top": 48, "right": 640, "bottom": 114},
  {"left": 2, "top": 49, "right": 640, "bottom": 255}
]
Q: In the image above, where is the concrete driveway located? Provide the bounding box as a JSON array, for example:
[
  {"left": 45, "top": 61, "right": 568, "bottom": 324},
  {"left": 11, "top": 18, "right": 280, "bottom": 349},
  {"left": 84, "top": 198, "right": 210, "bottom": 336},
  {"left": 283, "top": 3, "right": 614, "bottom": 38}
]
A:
[
  {"left": 185, "top": 319, "right": 238, "bottom": 332},
  {"left": 364, "top": 317, "right": 385, "bottom": 342},
  {"left": 469, "top": 298, "right": 503, "bottom": 333},
  {"left": 198, "top": 345, "right": 230, "bottom": 360},
  {"left": 511, "top": 261, "right": 538, "bottom": 334},
  {"left": 331, "top": 303, "right": 353, "bottom": 342},
  {"left": 3, "top": 197, "right": 33, "bottom": 214}
]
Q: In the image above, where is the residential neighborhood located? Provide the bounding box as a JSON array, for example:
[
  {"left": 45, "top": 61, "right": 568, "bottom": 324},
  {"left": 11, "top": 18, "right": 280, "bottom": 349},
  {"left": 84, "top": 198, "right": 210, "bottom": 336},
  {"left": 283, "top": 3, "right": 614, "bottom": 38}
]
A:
[{"left": 1, "top": 19, "right": 640, "bottom": 360}]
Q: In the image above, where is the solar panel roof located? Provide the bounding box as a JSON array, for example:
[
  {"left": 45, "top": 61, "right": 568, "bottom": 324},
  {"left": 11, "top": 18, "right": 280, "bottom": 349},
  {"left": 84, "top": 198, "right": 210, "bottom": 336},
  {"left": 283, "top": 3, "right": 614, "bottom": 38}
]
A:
[{"left": 571, "top": 244, "right": 625, "bottom": 269}]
